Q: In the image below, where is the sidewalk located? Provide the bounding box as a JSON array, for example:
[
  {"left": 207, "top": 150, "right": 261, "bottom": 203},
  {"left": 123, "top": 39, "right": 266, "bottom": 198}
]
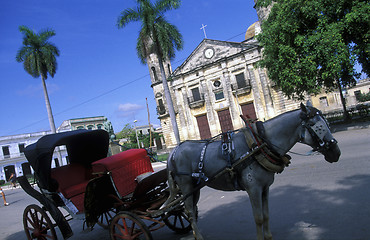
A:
[
  {"left": 330, "top": 120, "right": 370, "bottom": 133},
  {"left": 152, "top": 161, "right": 167, "bottom": 170}
]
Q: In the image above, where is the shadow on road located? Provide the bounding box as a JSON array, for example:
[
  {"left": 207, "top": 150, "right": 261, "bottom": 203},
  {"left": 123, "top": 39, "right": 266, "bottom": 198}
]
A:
[
  {"left": 5, "top": 174, "right": 369, "bottom": 240},
  {"left": 195, "top": 174, "right": 370, "bottom": 240}
]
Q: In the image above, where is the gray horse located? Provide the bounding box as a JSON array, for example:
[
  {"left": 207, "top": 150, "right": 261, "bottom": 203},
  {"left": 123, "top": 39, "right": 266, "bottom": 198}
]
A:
[{"left": 163, "top": 103, "right": 340, "bottom": 240}]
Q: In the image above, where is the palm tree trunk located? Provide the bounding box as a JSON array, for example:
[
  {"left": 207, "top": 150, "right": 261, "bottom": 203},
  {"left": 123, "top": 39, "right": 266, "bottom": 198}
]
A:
[
  {"left": 41, "top": 76, "right": 63, "bottom": 165},
  {"left": 41, "top": 76, "right": 57, "bottom": 133},
  {"left": 158, "top": 58, "right": 180, "bottom": 145}
]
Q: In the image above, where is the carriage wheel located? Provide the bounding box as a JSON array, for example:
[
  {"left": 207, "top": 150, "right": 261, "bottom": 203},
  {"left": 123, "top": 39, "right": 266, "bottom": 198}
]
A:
[
  {"left": 97, "top": 208, "right": 117, "bottom": 229},
  {"left": 163, "top": 204, "right": 194, "bottom": 234},
  {"left": 110, "top": 211, "right": 152, "bottom": 240},
  {"left": 23, "top": 204, "right": 57, "bottom": 240}
]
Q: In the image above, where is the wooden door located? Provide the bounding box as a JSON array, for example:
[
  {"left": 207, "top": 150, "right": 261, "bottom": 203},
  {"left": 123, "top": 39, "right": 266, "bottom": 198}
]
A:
[
  {"left": 196, "top": 115, "right": 212, "bottom": 139},
  {"left": 217, "top": 108, "right": 233, "bottom": 133},
  {"left": 241, "top": 102, "right": 257, "bottom": 120}
]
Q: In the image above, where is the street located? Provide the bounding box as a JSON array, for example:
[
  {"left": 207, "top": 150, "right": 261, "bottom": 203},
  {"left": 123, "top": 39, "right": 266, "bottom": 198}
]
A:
[{"left": 1, "top": 125, "right": 369, "bottom": 240}]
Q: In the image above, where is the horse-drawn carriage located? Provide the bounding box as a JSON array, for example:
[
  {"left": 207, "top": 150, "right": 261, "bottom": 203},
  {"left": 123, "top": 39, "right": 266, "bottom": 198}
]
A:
[{"left": 18, "top": 129, "right": 191, "bottom": 240}]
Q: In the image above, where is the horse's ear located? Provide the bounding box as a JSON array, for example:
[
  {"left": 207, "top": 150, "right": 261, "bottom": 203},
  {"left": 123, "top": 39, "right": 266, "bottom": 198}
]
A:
[{"left": 300, "top": 102, "right": 308, "bottom": 113}]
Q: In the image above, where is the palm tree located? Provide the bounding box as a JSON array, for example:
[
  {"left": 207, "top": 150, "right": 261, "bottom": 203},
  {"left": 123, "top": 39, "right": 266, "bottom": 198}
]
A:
[
  {"left": 117, "top": 0, "right": 183, "bottom": 145},
  {"left": 16, "top": 26, "right": 60, "bottom": 134}
]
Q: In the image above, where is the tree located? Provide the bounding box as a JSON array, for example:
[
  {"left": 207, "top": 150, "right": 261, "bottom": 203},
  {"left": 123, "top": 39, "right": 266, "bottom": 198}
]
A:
[
  {"left": 256, "top": 0, "right": 369, "bottom": 120},
  {"left": 115, "top": 123, "right": 135, "bottom": 140},
  {"left": 117, "top": 0, "right": 183, "bottom": 144},
  {"left": 16, "top": 26, "right": 60, "bottom": 133}
]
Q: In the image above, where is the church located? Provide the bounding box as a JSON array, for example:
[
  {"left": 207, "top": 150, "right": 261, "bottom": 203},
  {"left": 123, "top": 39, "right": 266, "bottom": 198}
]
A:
[{"left": 147, "top": 5, "right": 300, "bottom": 148}]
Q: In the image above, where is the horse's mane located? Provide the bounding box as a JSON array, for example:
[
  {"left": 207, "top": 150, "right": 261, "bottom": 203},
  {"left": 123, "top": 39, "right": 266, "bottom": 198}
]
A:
[
  {"left": 263, "top": 108, "right": 301, "bottom": 124},
  {"left": 263, "top": 105, "right": 321, "bottom": 124}
]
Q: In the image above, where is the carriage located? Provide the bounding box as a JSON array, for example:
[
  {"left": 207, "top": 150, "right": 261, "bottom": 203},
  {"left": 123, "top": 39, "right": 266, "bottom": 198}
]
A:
[{"left": 17, "top": 129, "right": 191, "bottom": 240}]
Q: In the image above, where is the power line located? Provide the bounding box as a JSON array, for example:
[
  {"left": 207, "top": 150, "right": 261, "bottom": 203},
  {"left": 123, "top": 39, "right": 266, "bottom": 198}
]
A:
[
  {"left": 226, "top": 31, "right": 245, "bottom": 41},
  {"left": 54, "top": 74, "right": 150, "bottom": 117},
  {"left": 7, "top": 31, "right": 247, "bottom": 136},
  {"left": 6, "top": 73, "right": 149, "bottom": 135}
]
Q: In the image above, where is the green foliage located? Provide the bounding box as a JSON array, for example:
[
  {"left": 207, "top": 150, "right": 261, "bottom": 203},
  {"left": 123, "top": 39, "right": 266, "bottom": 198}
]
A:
[
  {"left": 16, "top": 26, "right": 60, "bottom": 80},
  {"left": 357, "top": 92, "right": 370, "bottom": 102},
  {"left": 116, "top": 123, "right": 163, "bottom": 149},
  {"left": 115, "top": 123, "right": 135, "bottom": 139},
  {"left": 117, "top": 0, "right": 183, "bottom": 64},
  {"left": 256, "top": 0, "right": 369, "bottom": 99}
]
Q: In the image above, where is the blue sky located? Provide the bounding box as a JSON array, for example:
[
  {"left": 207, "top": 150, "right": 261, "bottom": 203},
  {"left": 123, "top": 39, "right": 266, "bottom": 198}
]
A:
[{"left": 0, "top": 0, "right": 259, "bottom": 137}]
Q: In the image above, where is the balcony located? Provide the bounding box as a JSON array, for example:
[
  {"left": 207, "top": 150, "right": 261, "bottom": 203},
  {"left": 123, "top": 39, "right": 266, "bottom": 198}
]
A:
[
  {"left": 156, "top": 105, "right": 166, "bottom": 116},
  {"left": 188, "top": 94, "right": 205, "bottom": 109},
  {"left": 231, "top": 84, "right": 252, "bottom": 96}
]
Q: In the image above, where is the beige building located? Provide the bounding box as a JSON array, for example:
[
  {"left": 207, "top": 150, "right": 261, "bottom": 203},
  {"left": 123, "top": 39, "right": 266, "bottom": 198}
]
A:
[
  {"left": 58, "top": 116, "right": 107, "bottom": 132},
  {"left": 148, "top": 23, "right": 301, "bottom": 148},
  {"left": 311, "top": 78, "right": 370, "bottom": 113}
]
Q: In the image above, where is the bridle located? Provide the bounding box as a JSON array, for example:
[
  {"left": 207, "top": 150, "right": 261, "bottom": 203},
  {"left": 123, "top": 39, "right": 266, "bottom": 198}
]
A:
[{"left": 300, "top": 108, "right": 338, "bottom": 153}]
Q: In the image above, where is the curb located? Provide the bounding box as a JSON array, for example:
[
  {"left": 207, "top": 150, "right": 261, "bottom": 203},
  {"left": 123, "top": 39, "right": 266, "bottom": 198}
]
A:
[{"left": 331, "top": 121, "right": 370, "bottom": 133}]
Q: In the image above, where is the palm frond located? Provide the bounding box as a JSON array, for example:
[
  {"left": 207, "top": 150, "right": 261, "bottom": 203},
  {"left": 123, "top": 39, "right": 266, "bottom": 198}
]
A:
[
  {"left": 154, "top": 0, "right": 181, "bottom": 14},
  {"left": 117, "top": 8, "right": 140, "bottom": 28},
  {"left": 16, "top": 25, "right": 59, "bottom": 79},
  {"left": 118, "top": 0, "right": 183, "bottom": 64},
  {"left": 38, "top": 28, "right": 56, "bottom": 42}
]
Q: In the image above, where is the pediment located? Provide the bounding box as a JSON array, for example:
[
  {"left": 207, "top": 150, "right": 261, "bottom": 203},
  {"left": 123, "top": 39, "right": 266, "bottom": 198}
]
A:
[{"left": 173, "top": 39, "right": 252, "bottom": 76}]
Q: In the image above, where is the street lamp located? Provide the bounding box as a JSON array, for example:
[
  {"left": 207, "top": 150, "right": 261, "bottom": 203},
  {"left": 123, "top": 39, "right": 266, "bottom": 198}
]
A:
[{"left": 133, "top": 120, "right": 140, "bottom": 148}]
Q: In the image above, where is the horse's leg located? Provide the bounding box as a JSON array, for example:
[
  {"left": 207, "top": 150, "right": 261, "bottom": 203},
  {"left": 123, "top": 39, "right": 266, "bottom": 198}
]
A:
[
  {"left": 262, "top": 187, "right": 273, "bottom": 240},
  {"left": 176, "top": 176, "right": 204, "bottom": 240},
  {"left": 247, "top": 187, "right": 265, "bottom": 240}
]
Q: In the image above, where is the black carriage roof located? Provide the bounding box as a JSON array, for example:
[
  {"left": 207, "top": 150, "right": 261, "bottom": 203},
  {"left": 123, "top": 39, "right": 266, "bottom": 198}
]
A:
[{"left": 24, "top": 129, "right": 109, "bottom": 189}]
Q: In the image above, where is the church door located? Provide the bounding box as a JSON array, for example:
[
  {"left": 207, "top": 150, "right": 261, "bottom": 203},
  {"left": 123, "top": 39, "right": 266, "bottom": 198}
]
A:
[
  {"left": 241, "top": 102, "right": 257, "bottom": 120},
  {"left": 196, "top": 114, "right": 212, "bottom": 140},
  {"left": 217, "top": 108, "right": 233, "bottom": 133}
]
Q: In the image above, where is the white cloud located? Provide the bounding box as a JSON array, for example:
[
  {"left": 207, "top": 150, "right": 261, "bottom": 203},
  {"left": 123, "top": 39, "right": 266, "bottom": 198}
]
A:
[{"left": 117, "top": 103, "right": 145, "bottom": 118}]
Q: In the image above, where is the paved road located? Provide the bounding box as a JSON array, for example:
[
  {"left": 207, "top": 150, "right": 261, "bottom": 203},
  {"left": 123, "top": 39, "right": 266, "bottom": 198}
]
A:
[{"left": 1, "top": 125, "right": 369, "bottom": 240}]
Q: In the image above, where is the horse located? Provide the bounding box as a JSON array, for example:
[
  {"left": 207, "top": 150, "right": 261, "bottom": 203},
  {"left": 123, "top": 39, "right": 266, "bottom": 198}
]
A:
[{"left": 163, "top": 102, "right": 340, "bottom": 240}]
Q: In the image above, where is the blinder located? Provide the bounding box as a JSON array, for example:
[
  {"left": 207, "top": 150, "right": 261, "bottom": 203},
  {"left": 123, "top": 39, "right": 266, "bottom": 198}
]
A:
[{"left": 300, "top": 109, "right": 337, "bottom": 152}]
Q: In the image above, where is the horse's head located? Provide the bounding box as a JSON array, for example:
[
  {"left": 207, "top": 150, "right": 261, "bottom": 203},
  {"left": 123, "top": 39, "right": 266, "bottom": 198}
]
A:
[{"left": 299, "top": 103, "right": 340, "bottom": 163}]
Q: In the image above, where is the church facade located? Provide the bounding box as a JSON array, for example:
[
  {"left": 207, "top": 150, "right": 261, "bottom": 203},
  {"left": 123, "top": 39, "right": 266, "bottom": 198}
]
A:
[
  {"left": 145, "top": 1, "right": 303, "bottom": 148},
  {"left": 148, "top": 32, "right": 300, "bottom": 148}
]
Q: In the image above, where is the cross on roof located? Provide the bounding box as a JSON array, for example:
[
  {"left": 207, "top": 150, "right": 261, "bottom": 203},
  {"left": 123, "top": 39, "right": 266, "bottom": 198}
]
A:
[{"left": 200, "top": 24, "right": 207, "bottom": 39}]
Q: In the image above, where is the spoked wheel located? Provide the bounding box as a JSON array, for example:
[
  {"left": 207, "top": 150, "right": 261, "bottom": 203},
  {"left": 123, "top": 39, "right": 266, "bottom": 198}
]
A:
[
  {"left": 110, "top": 211, "right": 152, "bottom": 240},
  {"left": 23, "top": 204, "right": 57, "bottom": 240},
  {"left": 97, "top": 208, "right": 117, "bottom": 229},
  {"left": 163, "top": 204, "right": 194, "bottom": 234}
]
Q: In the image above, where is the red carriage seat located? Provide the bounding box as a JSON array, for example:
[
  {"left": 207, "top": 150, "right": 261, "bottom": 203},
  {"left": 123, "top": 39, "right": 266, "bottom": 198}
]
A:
[
  {"left": 51, "top": 163, "right": 93, "bottom": 212},
  {"left": 91, "top": 149, "right": 153, "bottom": 198}
]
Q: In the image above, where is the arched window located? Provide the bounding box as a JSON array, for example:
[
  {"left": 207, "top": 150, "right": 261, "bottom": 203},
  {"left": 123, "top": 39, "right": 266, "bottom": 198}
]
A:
[
  {"left": 87, "top": 125, "right": 94, "bottom": 130},
  {"left": 157, "top": 99, "right": 166, "bottom": 115},
  {"left": 76, "top": 126, "right": 85, "bottom": 130},
  {"left": 151, "top": 66, "right": 158, "bottom": 82}
]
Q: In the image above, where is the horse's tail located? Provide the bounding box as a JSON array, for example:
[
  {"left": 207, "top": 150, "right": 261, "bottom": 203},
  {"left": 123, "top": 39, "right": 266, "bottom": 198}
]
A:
[
  {"left": 161, "top": 147, "right": 180, "bottom": 209},
  {"left": 161, "top": 170, "right": 178, "bottom": 209}
]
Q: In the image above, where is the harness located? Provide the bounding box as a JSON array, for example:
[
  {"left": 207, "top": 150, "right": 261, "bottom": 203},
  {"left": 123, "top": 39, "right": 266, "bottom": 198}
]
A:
[
  {"left": 171, "top": 107, "right": 337, "bottom": 186},
  {"left": 171, "top": 115, "right": 291, "bottom": 188},
  {"left": 300, "top": 109, "right": 338, "bottom": 152},
  {"left": 241, "top": 116, "right": 291, "bottom": 174}
]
